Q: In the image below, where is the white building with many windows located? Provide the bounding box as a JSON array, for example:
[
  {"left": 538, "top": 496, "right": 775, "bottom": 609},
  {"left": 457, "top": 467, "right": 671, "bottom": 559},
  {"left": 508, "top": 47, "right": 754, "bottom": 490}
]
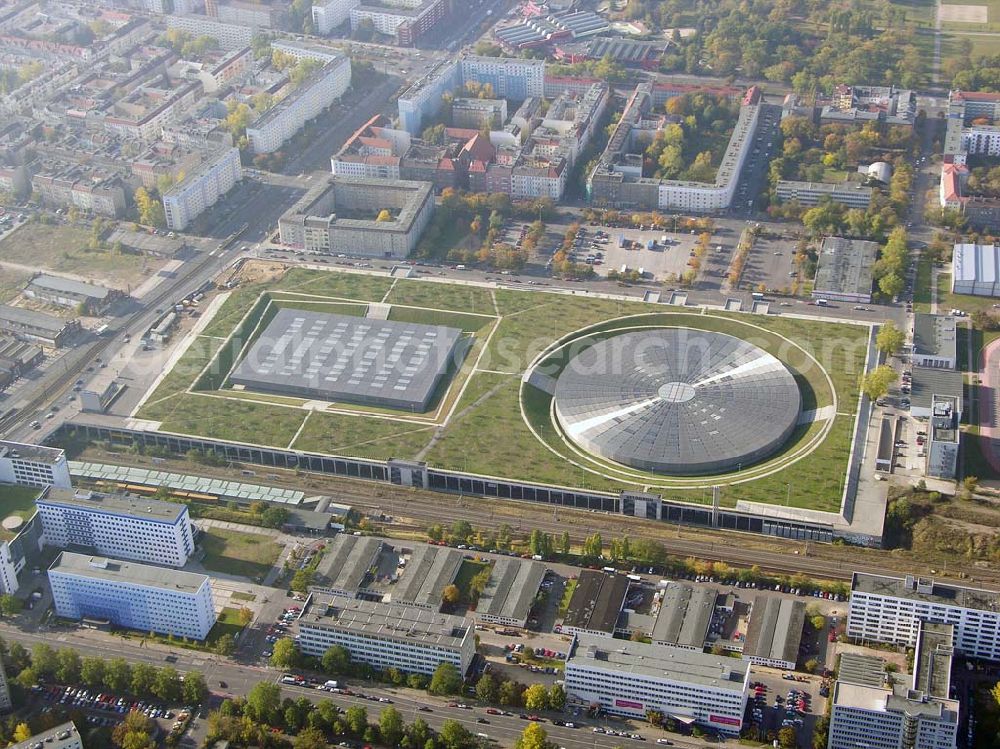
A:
[
  {"left": 8, "top": 723, "right": 80, "bottom": 749},
  {"left": 0, "top": 441, "right": 71, "bottom": 489},
  {"left": 246, "top": 54, "right": 351, "bottom": 154},
  {"left": 38, "top": 489, "right": 195, "bottom": 568},
  {"left": 295, "top": 594, "right": 475, "bottom": 676},
  {"left": 162, "top": 147, "right": 242, "bottom": 231},
  {"left": 564, "top": 634, "right": 749, "bottom": 734},
  {"left": 313, "top": 0, "right": 359, "bottom": 33},
  {"left": 829, "top": 625, "right": 958, "bottom": 749},
  {"left": 848, "top": 572, "right": 1000, "bottom": 661},
  {"left": 48, "top": 552, "right": 215, "bottom": 640}
]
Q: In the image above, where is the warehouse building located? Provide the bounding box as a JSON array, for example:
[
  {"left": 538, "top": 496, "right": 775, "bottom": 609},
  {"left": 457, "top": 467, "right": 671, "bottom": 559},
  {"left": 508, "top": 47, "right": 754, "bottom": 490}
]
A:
[
  {"left": 952, "top": 243, "right": 1000, "bottom": 297},
  {"left": 311, "top": 534, "right": 385, "bottom": 598},
  {"left": 38, "top": 488, "right": 195, "bottom": 568},
  {"left": 741, "top": 595, "right": 805, "bottom": 670},
  {"left": 0, "top": 335, "right": 42, "bottom": 389},
  {"left": 561, "top": 570, "right": 630, "bottom": 637},
  {"left": 296, "top": 594, "right": 475, "bottom": 676},
  {"left": 278, "top": 176, "right": 434, "bottom": 258},
  {"left": 564, "top": 634, "right": 749, "bottom": 733},
  {"left": 475, "top": 557, "right": 546, "bottom": 628},
  {"left": 812, "top": 237, "right": 879, "bottom": 303},
  {"left": 48, "top": 552, "right": 215, "bottom": 640},
  {"left": 829, "top": 626, "right": 958, "bottom": 749},
  {"left": 392, "top": 544, "right": 462, "bottom": 610},
  {"left": 848, "top": 572, "right": 1000, "bottom": 661},
  {"left": 0, "top": 441, "right": 71, "bottom": 489},
  {"left": 23, "top": 275, "right": 122, "bottom": 315},
  {"left": 648, "top": 582, "right": 718, "bottom": 650},
  {"left": 912, "top": 314, "right": 957, "bottom": 369},
  {"left": 0, "top": 305, "right": 80, "bottom": 347},
  {"left": 230, "top": 309, "right": 463, "bottom": 411}
]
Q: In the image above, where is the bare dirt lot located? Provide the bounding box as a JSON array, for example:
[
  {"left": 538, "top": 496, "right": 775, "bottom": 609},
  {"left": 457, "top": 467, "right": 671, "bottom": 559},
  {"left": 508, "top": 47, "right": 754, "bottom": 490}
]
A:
[{"left": 939, "top": 3, "right": 988, "bottom": 23}]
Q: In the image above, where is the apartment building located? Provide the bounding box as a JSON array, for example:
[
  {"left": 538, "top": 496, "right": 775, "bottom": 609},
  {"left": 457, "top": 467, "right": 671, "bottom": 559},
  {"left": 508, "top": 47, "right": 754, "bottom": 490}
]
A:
[
  {"left": 162, "top": 147, "right": 242, "bottom": 231},
  {"left": 104, "top": 81, "right": 202, "bottom": 142},
  {"left": 461, "top": 56, "right": 546, "bottom": 100},
  {"left": 828, "top": 625, "right": 958, "bottom": 749},
  {"left": 165, "top": 14, "right": 255, "bottom": 51},
  {"left": 38, "top": 488, "right": 196, "bottom": 568},
  {"left": 330, "top": 114, "right": 408, "bottom": 179},
  {"left": 48, "top": 552, "right": 216, "bottom": 640},
  {"left": 23, "top": 275, "right": 122, "bottom": 315},
  {"left": 397, "top": 58, "right": 461, "bottom": 134},
  {"left": 939, "top": 91, "right": 1000, "bottom": 229},
  {"left": 313, "top": 0, "right": 358, "bottom": 34},
  {"left": 0, "top": 441, "right": 71, "bottom": 489},
  {"left": 31, "top": 170, "right": 128, "bottom": 218},
  {"left": 296, "top": 594, "right": 476, "bottom": 676},
  {"left": 564, "top": 634, "right": 749, "bottom": 734},
  {"left": 349, "top": 0, "right": 448, "bottom": 45},
  {"left": 246, "top": 55, "right": 351, "bottom": 154},
  {"left": 848, "top": 572, "right": 1000, "bottom": 661}
]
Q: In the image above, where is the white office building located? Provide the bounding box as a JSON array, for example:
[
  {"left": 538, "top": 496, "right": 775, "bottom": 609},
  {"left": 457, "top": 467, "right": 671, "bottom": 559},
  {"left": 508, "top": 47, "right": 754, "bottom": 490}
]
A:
[
  {"left": 48, "top": 552, "right": 216, "bottom": 640},
  {"left": 162, "top": 147, "right": 242, "bottom": 231},
  {"left": 829, "top": 626, "right": 958, "bottom": 749},
  {"left": 564, "top": 634, "right": 749, "bottom": 734},
  {"left": 247, "top": 55, "right": 351, "bottom": 154},
  {"left": 296, "top": 594, "right": 475, "bottom": 676},
  {"left": 848, "top": 572, "right": 1000, "bottom": 661},
  {"left": 0, "top": 441, "right": 71, "bottom": 489},
  {"left": 165, "top": 14, "right": 254, "bottom": 51},
  {"left": 38, "top": 488, "right": 195, "bottom": 568}
]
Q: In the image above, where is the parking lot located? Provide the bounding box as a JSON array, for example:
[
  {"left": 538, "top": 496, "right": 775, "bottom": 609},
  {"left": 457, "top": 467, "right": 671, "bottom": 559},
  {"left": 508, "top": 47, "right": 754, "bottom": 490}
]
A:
[
  {"left": 34, "top": 684, "right": 193, "bottom": 739},
  {"left": 584, "top": 226, "right": 714, "bottom": 282},
  {"left": 744, "top": 671, "right": 829, "bottom": 746}
]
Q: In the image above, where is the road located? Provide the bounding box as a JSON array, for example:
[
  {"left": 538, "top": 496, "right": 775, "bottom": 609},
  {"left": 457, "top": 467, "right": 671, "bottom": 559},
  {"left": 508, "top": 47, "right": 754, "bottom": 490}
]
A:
[{"left": 0, "top": 621, "right": 708, "bottom": 749}]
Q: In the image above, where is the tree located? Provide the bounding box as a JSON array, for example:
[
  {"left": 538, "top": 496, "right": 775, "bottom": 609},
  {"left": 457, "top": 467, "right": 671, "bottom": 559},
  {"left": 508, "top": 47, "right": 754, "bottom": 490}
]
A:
[
  {"left": 133, "top": 187, "right": 165, "bottom": 228},
  {"left": 582, "top": 533, "right": 603, "bottom": 559},
  {"left": 441, "top": 584, "right": 460, "bottom": 606},
  {"left": 523, "top": 683, "right": 549, "bottom": 711},
  {"left": 182, "top": 671, "right": 208, "bottom": 704},
  {"left": 428, "top": 662, "right": 462, "bottom": 695},
  {"left": 345, "top": 705, "right": 368, "bottom": 736},
  {"left": 291, "top": 569, "right": 313, "bottom": 593},
  {"left": 130, "top": 662, "right": 157, "bottom": 697},
  {"left": 321, "top": 645, "right": 351, "bottom": 674},
  {"left": 476, "top": 674, "right": 498, "bottom": 703},
  {"left": 804, "top": 658, "right": 820, "bottom": 674},
  {"left": 375, "top": 209, "right": 392, "bottom": 222},
  {"left": 559, "top": 531, "right": 570, "bottom": 555},
  {"left": 548, "top": 684, "right": 566, "bottom": 711},
  {"left": 103, "top": 658, "right": 131, "bottom": 693},
  {"left": 379, "top": 706, "right": 405, "bottom": 746},
  {"left": 214, "top": 633, "right": 237, "bottom": 656},
  {"left": 81, "top": 657, "right": 105, "bottom": 688},
  {"left": 876, "top": 320, "right": 905, "bottom": 356},
  {"left": 238, "top": 606, "right": 254, "bottom": 627},
  {"left": 270, "top": 638, "right": 300, "bottom": 669},
  {"left": 0, "top": 594, "right": 21, "bottom": 617},
  {"left": 56, "top": 648, "right": 81, "bottom": 684},
  {"left": 861, "top": 364, "right": 898, "bottom": 401},
  {"left": 261, "top": 506, "right": 289, "bottom": 528},
  {"left": 293, "top": 727, "right": 326, "bottom": 749},
  {"left": 810, "top": 614, "right": 826, "bottom": 631},
  {"left": 438, "top": 720, "right": 473, "bottom": 749},
  {"left": 499, "top": 680, "right": 523, "bottom": 707},
  {"left": 13, "top": 724, "right": 32, "bottom": 743},
  {"left": 153, "top": 666, "right": 182, "bottom": 702},
  {"left": 879, "top": 272, "right": 905, "bottom": 299},
  {"left": 778, "top": 726, "right": 797, "bottom": 749},
  {"left": 32, "top": 643, "right": 58, "bottom": 678},
  {"left": 991, "top": 679, "right": 1000, "bottom": 709},
  {"left": 246, "top": 682, "right": 282, "bottom": 725},
  {"left": 514, "top": 723, "right": 556, "bottom": 749}
]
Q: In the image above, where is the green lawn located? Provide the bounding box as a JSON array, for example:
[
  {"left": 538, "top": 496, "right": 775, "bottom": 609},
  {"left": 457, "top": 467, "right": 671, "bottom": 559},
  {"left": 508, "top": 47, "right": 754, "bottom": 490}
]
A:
[
  {"left": 276, "top": 267, "right": 394, "bottom": 300},
  {"left": 231, "top": 591, "right": 257, "bottom": 602},
  {"left": 936, "top": 274, "right": 1000, "bottom": 319},
  {"left": 292, "top": 411, "right": 436, "bottom": 459},
  {"left": 454, "top": 559, "right": 492, "bottom": 604},
  {"left": 199, "top": 528, "right": 282, "bottom": 581},
  {"left": 387, "top": 306, "right": 495, "bottom": 333},
  {"left": 913, "top": 255, "right": 934, "bottom": 313},
  {"left": 0, "top": 485, "right": 40, "bottom": 539},
  {"left": 385, "top": 279, "right": 496, "bottom": 314},
  {"left": 218, "top": 606, "right": 248, "bottom": 625}
]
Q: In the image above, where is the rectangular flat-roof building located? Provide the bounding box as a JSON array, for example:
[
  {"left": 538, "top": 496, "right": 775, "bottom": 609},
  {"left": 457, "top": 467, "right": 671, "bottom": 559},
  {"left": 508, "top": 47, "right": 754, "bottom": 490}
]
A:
[
  {"left": 912, "top": 314, "right": 957, "bottom": 369},
  {"left": 776, "top": 180, "right": 874, "bottom": 210},
  {"left": 311, "top": 534, "right": 384, "bottom": 598},
  {"left": 392, "top": 544, "right": 462, "bottom": 610},
  {"left": 48, "top": 552, "right": 215, "bottom": 640},
  {"left": 927, "top": 396, "right": 960, "bottom": 480},
  {"left": 8, "top": 724, "right": 81, "bottom": 749},
  {"left": 296, "top": 594, "right": 475, "bottom": 676},
  {"left": 952, "top": 243, "right": 1000, "bottom": 297},
  {"left": 38, "top": 488, "right": 195, "bottom": 568},
  {"left": 848, "top": 572, "right": 1000, "bottom": 661},
  {"left": 909, "top": 367, "right": 963, "bottom": 419},
  {"left": 0, "top": 441, "right": 71, "bottom": 489},
  {"left": 829, "top": 624, "right": 958, "bottom": 749},
  {"left": 0, "top": 305, "right": 80, "bottom": 347},
  {"left": 24, "top": 275, "right": 122, "bottom": 314},
  {"left": 742, "top": 595, "right": 805, "bottom": 670},
  {"left": 476, "top": 557, "right": 546, "bottom": 628},
  {"left": 562, "top": 570, "right": 630, "bottom": 637},
  {"left": 230, "top": 309, "right": 462, "bottom": 412},
  {"left": 564, "top": 634, "right": 749, "bottom": 733},
  {"left": 812, "top": 236, "right": 879, "bottom": 303},
  {"left": 649, "top": 582, "right": 716, "bottom": 650}
]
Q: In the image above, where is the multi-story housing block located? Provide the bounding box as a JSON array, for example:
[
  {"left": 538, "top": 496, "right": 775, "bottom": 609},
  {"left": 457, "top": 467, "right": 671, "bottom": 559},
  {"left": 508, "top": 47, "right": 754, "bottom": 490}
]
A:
[{"left": 162, "top": 146, "right": 241, "bottom": 230}]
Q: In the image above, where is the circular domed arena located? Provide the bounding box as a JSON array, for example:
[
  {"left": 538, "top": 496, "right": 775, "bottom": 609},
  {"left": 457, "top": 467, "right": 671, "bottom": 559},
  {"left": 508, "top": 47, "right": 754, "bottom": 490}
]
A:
[{"left": 552, "top": 328, "right": 801, "bottom": 475}]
